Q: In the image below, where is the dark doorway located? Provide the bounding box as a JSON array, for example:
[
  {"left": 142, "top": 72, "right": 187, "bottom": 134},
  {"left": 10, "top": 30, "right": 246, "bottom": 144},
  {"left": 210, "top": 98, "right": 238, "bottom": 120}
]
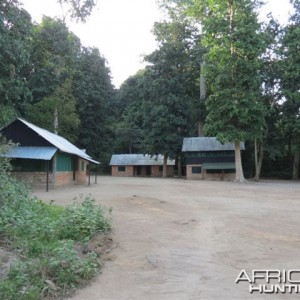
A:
[
  {"left": 146, "top": 166, "right": 151, "bottom": 176},
  {"left": 136, "top": 166, "right": 142, "bottom": 176}
]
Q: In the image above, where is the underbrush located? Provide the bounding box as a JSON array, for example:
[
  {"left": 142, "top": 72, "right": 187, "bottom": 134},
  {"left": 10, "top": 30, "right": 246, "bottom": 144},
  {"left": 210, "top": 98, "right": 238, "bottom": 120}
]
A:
[{"left": 0, "top": 191, "right": 111, "bottom": 300}]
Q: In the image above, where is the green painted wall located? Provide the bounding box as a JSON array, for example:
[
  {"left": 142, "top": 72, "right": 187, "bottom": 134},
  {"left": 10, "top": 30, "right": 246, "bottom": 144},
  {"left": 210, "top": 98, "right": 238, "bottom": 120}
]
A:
[{"left": 56, "top": 152, "right": 72, "bottom": 172}]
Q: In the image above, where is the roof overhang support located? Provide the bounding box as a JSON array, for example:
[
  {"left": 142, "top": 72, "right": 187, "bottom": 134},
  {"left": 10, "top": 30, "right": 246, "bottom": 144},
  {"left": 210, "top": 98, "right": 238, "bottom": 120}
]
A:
[
  {"left": 95, "top": 164, "right": 97, "bottom": 184},
  {"left": 88, "top": 161, "right": 99, "bottom": 186},
  {"left": 46, "top": 160, "right": 49, "bottom": 192},
  {"left": 88, "top": 164, "right": 91, "bottom": 186}
]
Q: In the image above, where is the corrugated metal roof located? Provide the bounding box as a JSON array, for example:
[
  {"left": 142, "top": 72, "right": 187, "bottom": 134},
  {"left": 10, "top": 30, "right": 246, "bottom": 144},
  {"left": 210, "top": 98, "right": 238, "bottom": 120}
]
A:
[
  {"left": 17, "top": 118, "right": 100, "bottom": 164},
  {"left": 182, "top": 137, "right": 245, "bottom": 152},
  {"left": 1, "top": 146, "right": 57, "bottom": 160},
  {"left": 203, "top": 162, "right": 236, "bottom": 170},
  {"left": 110, "top": 154, "right": 175, "bottom": 166}
]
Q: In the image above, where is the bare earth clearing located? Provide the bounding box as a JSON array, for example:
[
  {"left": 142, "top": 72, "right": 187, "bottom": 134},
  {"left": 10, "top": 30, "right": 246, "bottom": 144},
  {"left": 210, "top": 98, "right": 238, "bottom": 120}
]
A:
[{"left": 34, "top": 177, "right": 300, "bottom": 300}]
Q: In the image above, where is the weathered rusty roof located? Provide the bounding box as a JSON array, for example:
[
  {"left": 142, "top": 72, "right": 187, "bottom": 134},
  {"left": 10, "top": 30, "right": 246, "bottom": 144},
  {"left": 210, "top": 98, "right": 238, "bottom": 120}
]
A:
[
  {"left": 182, "top": 137, "right": 245, "bottom": 152},
  {"left": 110, "top": 154, "right": 175, "bottom": 166}
]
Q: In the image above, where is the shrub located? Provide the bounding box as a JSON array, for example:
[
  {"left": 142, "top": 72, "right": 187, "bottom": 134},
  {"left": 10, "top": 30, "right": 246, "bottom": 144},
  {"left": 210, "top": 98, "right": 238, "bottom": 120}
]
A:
[
  {"left": 0, "top": 141, "right": 111, "bottom": 299},
  {"left": 58, "top": 195, "right": 111, "bottom": 241},
  {"left": 0, "top": 194, "right": 111, "bottom": 299},
  {"left": 47, "top": 240, "right": 99, "bottom": 286}
]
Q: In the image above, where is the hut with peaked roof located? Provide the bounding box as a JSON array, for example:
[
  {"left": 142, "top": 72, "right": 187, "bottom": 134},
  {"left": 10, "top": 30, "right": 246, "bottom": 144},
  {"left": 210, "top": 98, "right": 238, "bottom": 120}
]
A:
[
  {"left": 182, "top": 137, "right": 245, "bottom": 181},
  {"left": 109, "top": 154, "right": 175, "bottom": 177},
  {"left": 0, "top": 118, "right": 100, "bottom": 190}
]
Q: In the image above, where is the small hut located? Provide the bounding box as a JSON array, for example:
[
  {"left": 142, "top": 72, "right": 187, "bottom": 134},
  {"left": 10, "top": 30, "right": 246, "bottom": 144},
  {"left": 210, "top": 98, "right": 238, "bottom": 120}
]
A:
[
  {"left": 0, "top": 118, "right": 100, "bottom": 190},
  {"left": 182, "top": 137, "right": 245, "bottom": 181},
  {"left": 110, "top": 154, "right": 175, "bottom": 177}
]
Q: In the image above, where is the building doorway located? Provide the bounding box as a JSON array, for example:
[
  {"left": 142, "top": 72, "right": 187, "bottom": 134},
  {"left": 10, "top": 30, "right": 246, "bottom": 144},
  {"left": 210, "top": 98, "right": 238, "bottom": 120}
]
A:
[
  {"left": 146, "top": 166, "right": 151, "bottom": 176},
  {"left": 136, "top": 166, "right": 142, "bottom": 176}
]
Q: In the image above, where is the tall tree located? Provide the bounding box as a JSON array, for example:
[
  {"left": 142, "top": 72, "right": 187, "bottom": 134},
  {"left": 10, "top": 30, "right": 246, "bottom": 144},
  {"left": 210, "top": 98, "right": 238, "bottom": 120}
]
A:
[
  {"left": 113, "top": 71, "right": 146, "bottom": 154},
  {"left": 114, "top": 114, "right": 143, "bottom": 154},
  {"left": 0, "top": 0, "right": 33, "bottom": 125},
  {"left": 142, "top": 20, "right": 201, "bottom": 177},
  {"left": 115, "top": 70, "right": 147, "bottom": 119},
  {"left": 26, "top": 17, "right": 81, "bottom": 140},
  {"left": 27, "top": 79, "right": 80, "bottom": 142},
  {"left": 279, "top": 0, "right": 300, "bottom": 179},
  {"left": 73, "top": 47, "right": 115, "bottom": 163},
  {"left": 199, "top": 0, "right": 267, "bottom": 182},
  {"left": 28, "top": 16, "right": 81, "bottom": 102},
  {"left": 251, "top": 16, "right": 282, "bottom": 180}
]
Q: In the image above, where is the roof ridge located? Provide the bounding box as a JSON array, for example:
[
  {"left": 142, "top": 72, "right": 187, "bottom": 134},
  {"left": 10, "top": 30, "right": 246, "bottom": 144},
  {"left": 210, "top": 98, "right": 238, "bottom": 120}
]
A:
[{"left": 15, "top": 118, "right": 100, "bottom": 164}]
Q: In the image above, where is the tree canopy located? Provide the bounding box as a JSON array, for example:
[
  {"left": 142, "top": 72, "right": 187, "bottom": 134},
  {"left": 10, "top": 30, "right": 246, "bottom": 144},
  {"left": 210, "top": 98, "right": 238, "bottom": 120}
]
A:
[{"left": 1, "top": 0, "right": 300, "bottom": 179}]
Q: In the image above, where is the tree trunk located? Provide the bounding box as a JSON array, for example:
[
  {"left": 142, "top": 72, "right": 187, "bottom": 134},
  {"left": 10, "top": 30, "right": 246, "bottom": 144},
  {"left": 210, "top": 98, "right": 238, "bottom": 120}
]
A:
[
  {"left": 163, "top": 153, "right": 168, "bottom": 178},
  {"left": 198, "top": 60, "right": 206, "bottom": 137},
  {"left": 234, "top": 141, "right": 245, "bottom": 183},
  {"left": 177, "top": 153, "right": 182, "bottom": 178},
  {"left": 53, "top": 107, "right": 59, "bottom": 134},
  {"left": 292, "top": 146, "right": 300, "bottom": 180},
  {"left": 254, "top": 138, "right": 264, "bottom": 181},
  {"left": 198, "top": 121, "right": 204, "bottom": 137}
]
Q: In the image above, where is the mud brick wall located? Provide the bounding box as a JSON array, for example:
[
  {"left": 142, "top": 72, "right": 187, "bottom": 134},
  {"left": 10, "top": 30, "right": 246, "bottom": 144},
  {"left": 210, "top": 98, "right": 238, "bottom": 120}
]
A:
[
  {"left": 152, "top": 166, "right": 174, "bottom": 177},
  {"left": 13, "top": 172, "right": 54, "bottom": 186},
  {"left": 111, "top": 165, "right": 134, "bottom": 176},
  {"left": 186, "top": 164, "right": 235, "bottom": 181},
  {"left": 55, "top": 172, "right": 74, "bottom": 186}
]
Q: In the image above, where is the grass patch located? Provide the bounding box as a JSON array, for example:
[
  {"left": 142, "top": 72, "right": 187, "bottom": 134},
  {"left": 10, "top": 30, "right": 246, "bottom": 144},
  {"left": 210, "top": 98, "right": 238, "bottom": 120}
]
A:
[{"left": 0, "top": 194, "right": 111, "bottom": 299}]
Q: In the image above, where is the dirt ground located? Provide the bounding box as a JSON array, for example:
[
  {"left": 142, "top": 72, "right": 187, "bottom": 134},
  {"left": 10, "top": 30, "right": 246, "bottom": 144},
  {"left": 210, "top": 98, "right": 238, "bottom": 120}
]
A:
[{"left": 34, "top": 176, "right": 300, "bottom": 300}]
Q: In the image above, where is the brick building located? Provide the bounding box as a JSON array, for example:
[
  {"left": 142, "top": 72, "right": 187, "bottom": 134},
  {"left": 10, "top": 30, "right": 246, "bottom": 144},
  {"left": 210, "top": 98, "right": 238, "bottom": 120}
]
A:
[
  {"left": 0, "top": 118, "right": 99, "bottom": 191},
  {"left": 110, "top": 154, "right": 175, "bottom": 177},
  {"left": 182, "top": 137, "right": 245, "bottom": 181}
]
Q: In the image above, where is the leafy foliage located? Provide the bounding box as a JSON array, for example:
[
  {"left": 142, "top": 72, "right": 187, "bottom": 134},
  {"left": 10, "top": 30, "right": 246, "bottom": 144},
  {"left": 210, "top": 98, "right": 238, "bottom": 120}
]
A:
[
  {"left": 201, "top": 0, "right": 266, "bottom": 143},
  {"left": 0, "top": 144, "right": 111, "bottom": 298},
  {"left": 277, "top": 0, "right": 300, "bottom": 179},
  {"left": 58, "top": 0, "right": 97, "bottom": 22},
  {"left": 28, "top": 78, "right": 80, "bottom": 142},
  {"left": 142, "top": 20, "right": 201, "bottom": 156},
  {"left": 58, "top": 195, "right": 111, "bottom": 241},
  {"left": 113, "top": 71, "right": 147, "bottom": 154},
  {"left": 73, "top": 47, "right": 115, "bottom": 164},
  {"left": 0, "top": 0, "right": 33, "bottom": 122},
  {"left": 194, "top": 0, "right": 266, "bottom": 181},
  {"left": 1, "top": 0, "right": 300, "bottom": 178},
  {"left": 114, "top": 115, "right": 143, "bottom": 154}
]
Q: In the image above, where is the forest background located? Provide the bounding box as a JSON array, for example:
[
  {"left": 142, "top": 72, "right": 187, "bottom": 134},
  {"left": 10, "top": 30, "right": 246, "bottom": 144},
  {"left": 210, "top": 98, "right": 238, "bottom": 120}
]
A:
[{"left": 1, "top": 0, "right": 300, "bottom": 181}]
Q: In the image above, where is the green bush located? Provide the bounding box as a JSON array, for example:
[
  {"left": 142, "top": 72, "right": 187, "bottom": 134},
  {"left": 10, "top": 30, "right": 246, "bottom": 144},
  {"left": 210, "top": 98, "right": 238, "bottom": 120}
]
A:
[
  {"left": 0, "top": 260, "right": 43, "bottom": 300},
  {"left": 58, "top": 195, "right": 111, "bottom": 241},
  {"left": 0, "top": 141, "right": 111, "bottom": 299},
  {"left": 47, "top": 240, "right": 99, "bottom": 285},
  {"left": 0, "top": 194, "right": 111, "bottom": 299}
]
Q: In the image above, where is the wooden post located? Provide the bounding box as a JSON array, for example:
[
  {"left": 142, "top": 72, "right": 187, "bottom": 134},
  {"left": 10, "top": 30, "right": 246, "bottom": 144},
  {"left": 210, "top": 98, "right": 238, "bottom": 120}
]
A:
[
  {"left": 95, "top": 164, "right": 97, "bottom": 184},
  {"left": 88, "top": 163, "right": 91, "bottom": 186},
  {"left": 46, "top": 160, "right": 49, "bottom": 192}
]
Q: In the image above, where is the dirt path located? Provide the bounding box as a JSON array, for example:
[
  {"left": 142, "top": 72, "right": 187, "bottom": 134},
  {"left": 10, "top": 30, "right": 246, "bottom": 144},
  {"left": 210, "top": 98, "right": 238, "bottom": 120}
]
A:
[{"left": 34, "top": 177, "right": 300, "bottom": 299}]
